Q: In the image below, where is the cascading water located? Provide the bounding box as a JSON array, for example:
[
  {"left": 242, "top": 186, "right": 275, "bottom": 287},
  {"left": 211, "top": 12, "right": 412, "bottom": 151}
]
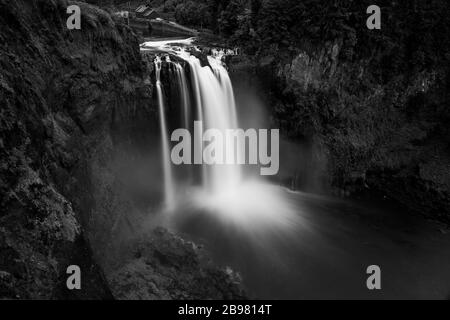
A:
[
  {"left": 193, "top": 54, "right": 242, "bottom": 192},
  {"left": 174, "top": 63, "right": 190, "bottom": 130},
  {"left": 155, "top": 49, "right": 243, "bottom": 195},
  {"left": 139, "top": 39, "right": 450, "bottom": 300},
  {"left": 147, "top": 40, "right": 298, "bottom": 233},
  {"left": 155, "top": 56, "right": 176, "bottom": 210},
  {"left": 183, "top": 56, "right": 207, "bottom": 185},
  {"left": 208, "top": 54, "right": 238, "bottom": 129}
]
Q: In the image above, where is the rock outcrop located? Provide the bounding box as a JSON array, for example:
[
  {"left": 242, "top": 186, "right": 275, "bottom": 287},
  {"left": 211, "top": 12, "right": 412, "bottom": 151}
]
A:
[{"left": 108, "top": 228, "right": 245, "bottom": 300}]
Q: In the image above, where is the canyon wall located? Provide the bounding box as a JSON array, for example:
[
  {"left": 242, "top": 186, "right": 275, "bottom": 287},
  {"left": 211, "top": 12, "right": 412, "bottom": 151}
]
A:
[
  {"left": 0, "top": 0, "right": 244, "bottom": 299},
  {"left": 230, "top": 35, "right": 450, "bottom": 223},
  {"left": 0, "top": 0, "right": 145, "bottom": 299}
]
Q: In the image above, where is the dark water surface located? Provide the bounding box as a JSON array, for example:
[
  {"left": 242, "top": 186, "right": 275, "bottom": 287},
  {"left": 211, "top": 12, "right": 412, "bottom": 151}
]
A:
[{"left": 173, "top": 190, "right": 450, "bottom": 300}]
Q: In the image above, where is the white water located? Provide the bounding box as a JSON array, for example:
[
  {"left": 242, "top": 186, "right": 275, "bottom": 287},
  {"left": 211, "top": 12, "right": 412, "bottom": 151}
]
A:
[
  {"left": 155, "top": 47, "right": 242, "bottom": 193},
  {"left": 148, "top": 41, "right": 297, "bottom": 233},
  {"left": 155, "top": 56, "right": 176, "bottom": 210},
  {"left": 141, "top": 37, "right": 196, "bottom": 51},
  {"left": 193, "top": 55, "right": 242, "bottom": 192},
  {"left": 174, "top": 64, "right": 190, "bottom": 129}
]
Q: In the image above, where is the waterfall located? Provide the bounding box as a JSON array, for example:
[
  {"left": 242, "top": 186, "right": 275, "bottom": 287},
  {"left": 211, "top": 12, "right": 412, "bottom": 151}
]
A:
[
  {"left": 149, "top": 42, "right": 296, "bottom": 235},
  {"left": 155, "top": 51, "right": 242, "bottom": 200},
  {"left": 191, "top": 55, "right": 242, "bottom": 192},
  {"left": 207, "top": 56, "right": 239, "bottom": 130},
  {"left": 174, "top": 63, "right": 190, "bottom": 129},
  {"left": 155, "top": 56, "right": 175, "bottom": 210},
  {"left": 184, "top": 57, "right": 207, "bottom": 185}
]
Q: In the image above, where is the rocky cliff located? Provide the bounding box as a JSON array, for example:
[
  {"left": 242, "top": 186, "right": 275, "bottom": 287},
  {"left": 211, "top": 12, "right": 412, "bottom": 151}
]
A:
[
  {"left": 0, "top": 0, "right": 244, "bottom": 299},
  {"left": 0, "top": 0, "right": 141, "bottom": 299},
  {"left": 230, "top": 36, "right": 450, "bottom": 224},
  {"left": 214, "top": 0, "right": 450, "bottom": 224}
]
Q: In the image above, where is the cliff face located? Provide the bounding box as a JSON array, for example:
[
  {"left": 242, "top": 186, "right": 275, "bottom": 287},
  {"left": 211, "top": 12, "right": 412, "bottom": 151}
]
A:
[
  {"left": 230, "top": 37, "right": 450, "bottom": 223},
  {"left": 223, "top": 0, "right": 450, "bottom": 224},
  {"left": 0, "top": 0, "right": 245, "bottom": 299},
  {"left": 0, "top": 0, "right": 149, "bottom": 299}
]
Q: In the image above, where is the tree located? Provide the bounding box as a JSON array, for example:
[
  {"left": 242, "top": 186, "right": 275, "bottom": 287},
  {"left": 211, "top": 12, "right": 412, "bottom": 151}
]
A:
[
  {"left": 217, "top": 0, "right": 245, "bottom": 36},
  {"left": 175, "top": 1, "right": 210, "bottom": 28}
]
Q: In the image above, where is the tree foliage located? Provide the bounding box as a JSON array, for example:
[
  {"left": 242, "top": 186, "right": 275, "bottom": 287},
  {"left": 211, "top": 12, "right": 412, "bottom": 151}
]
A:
[{"left": 174, "top": 1, "right": 210, "bottom": 27}]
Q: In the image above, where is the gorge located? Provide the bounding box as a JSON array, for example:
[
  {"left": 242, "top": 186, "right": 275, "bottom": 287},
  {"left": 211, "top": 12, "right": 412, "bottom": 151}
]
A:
[{"left": 1, "top": 0, "right": 450, "bottom": 300}]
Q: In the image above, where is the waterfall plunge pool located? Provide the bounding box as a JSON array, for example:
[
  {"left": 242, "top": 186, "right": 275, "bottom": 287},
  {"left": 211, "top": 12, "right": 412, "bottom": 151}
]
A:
[{"left": 167, "top": 187, "right": 450, "bottom": 300}]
